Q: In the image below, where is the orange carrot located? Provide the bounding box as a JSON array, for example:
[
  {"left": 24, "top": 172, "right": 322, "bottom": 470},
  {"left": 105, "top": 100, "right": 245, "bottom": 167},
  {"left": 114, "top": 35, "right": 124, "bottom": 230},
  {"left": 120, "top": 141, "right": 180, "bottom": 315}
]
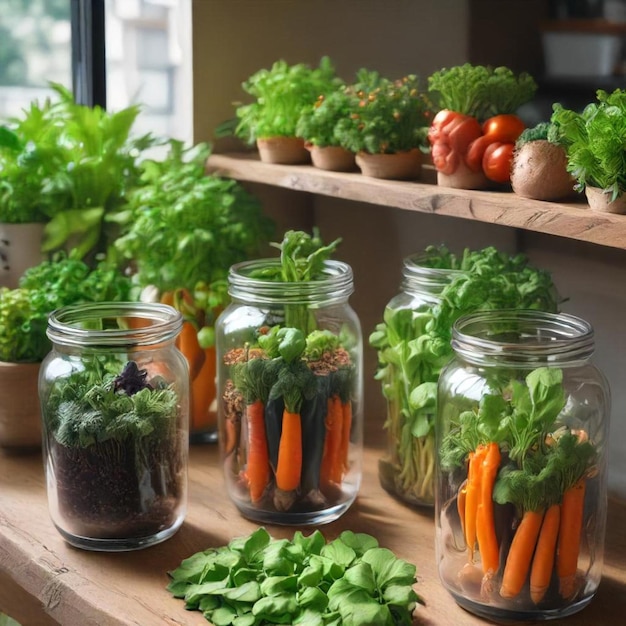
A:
[
  {"left": 557, "top": 479, "right": 586, "bottom": 600},
  {"left": 190, "top": 346, "right": 217, "bottom": 431},
  {"left": 246, "top": 398, "right": 270, "bottom": 502},
  {"left": 177, "top": 320, "right": 205, "bottom": 380},
  {"left": 476, "top": 442, "right": 501, "bottom": 577},
  {"left": 320, "top": 395, "right": 344, "bottom": 488},
  {"left": 464, "top": 445, "right": 487, "bottom": 562},
  {"left": 340, "top": 399, "right": 352, "bottom": 473},
  {"left": 500, "top": 509, "right": 545, "bottom": 598},
  {"left": 275, "top": 410, "right": 303, "bottom": 492},
  {"left": 530, "top": 503, "right": 561, "bottom": 604}
]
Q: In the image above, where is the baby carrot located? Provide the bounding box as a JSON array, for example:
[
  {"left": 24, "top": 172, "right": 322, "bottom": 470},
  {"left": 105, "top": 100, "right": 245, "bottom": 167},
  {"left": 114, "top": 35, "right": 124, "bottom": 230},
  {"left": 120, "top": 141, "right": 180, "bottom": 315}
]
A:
[
  {"left": 275, "top": 409, "right": 302, "bottom": 492},
  {"left": 476, "top": 442, "right": 501, "bottom": 577},
  {"left": 464, "top": 445, "right": 487, "bottom": 562},
  {"left": 557, "top": 478, "right": 586, "bottom": 600},
  {"left": 530, "top": 503, "right": 561, "bottom": 604},
  {"left": 320, "top": 395, "right": 344, "bottom": 488},
  {"left": 246, "top": 398, "right": 270, "bottom": 502}
]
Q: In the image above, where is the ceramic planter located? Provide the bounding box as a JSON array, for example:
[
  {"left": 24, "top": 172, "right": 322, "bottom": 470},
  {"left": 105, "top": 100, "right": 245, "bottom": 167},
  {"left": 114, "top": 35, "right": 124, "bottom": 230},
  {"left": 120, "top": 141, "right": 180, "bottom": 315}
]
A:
[
  {"left": 0, "top": 222, "right": 46, "bottom": 288},
  {"left": 0, "top": 361, "right": 42, "bottom": 451},
  {"left": 306, "top": 144, "right": 357, "bottom": 172},
  {"left": 257, "top": 137, "right": 310, "bottom": 165},
  {"left": 436, "top": 161, "right": 491, "bottom": 190},
  {"left": 585, "top": 186, "right": 626, "bottom": 214},
  {"left": 356, "top": 149, "right": 422, "bottom": 180}
]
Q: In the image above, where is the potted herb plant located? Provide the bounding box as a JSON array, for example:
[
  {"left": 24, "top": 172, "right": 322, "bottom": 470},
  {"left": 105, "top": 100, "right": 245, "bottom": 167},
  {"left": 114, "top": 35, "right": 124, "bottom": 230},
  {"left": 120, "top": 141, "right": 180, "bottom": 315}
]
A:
[
  {"left": 0, "top": 252, "right": 131, "bottom": 451},
  {"left": 0, "top": 83, "right": 154, "bottom": 287},
  {"left": 550, "top": 88, "right": 626, "bottom": 213},
  {"left": 427, "top": 64, "right": 537, "bottom": 189},
  {"left": 334, "top": 70, "right": 432, "bottom": 180},
  {"left": 234, "top": 57, "right": 342, "bottom": 164},
  {"left": 295, "top": 88, "right": 357, "bottom": 172},
  {"left": 111, "top": 140, "right": 275, "bottom": 442}
]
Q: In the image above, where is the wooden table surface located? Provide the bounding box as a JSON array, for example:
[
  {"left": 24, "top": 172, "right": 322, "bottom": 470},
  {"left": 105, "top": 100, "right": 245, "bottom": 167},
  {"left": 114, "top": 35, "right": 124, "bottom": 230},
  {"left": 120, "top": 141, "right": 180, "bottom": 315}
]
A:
[{"left": 2, "top": 437, "right": 626, "bottom": 626}]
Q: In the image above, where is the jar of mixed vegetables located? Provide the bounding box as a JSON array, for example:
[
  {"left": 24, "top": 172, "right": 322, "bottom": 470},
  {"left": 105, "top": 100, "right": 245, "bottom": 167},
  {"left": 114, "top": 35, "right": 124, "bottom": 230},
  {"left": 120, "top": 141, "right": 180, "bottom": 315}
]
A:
[
  {"left": 370, "top": 246, "right": 560, "bottom": 508},
  {"left": 216, "top": 240, "right": 363, "bottom": 525},
  {"left": 39, "top": 302, "right": 190, "bottom": 551},
  {"left": 436, "top": 310, "right": 609, "bottom": 621}
]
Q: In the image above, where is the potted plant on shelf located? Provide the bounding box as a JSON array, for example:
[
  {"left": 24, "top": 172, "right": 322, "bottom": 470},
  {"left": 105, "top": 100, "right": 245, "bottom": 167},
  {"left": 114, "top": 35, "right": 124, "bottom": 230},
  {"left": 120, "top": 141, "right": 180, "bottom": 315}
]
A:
[
  {"left": 427, "top": 64, "right": 537, "bottom": 189},
  {"left": 0, "top": 252, "right": 131, "bottom": 452},
  {"left": 0, "top": 83, "right": 154, "bottom": 287},
  {"left": 334, "top": 70, "right": 432, "bottom": 180},
  {"left": 234, "top": 57, "right": 342, "bottom": 164},
  {"left": 295, "top": 88, "right": 357, "bottom": 172},
  {"left": 111, "top": 140, "right": 275, "bottom": 443},
  {"left": 550, "top": 88, "right": 626, "bottom": 213}
]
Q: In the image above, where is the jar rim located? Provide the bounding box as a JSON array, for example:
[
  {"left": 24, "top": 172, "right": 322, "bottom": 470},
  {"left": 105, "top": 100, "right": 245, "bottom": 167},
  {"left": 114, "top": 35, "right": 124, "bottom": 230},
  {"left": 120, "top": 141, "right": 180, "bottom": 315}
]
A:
[
  {"left": 451, "top": 309, "right": 594, "bottom": 364},
  {"left": 47, "top": 302, "right": 183, "bottom": 347}
]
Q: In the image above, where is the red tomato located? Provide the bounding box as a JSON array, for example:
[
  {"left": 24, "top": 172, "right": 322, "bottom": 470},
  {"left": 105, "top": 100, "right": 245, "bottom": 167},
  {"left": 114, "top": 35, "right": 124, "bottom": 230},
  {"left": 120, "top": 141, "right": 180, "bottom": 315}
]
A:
[
  {"left": 482, "top": 142, "right": 515, "bottom": 184},
  {"left": 428, "top": 109, "right": 464, "bottom": 144},
  {"left": 446, "top": 116, "right": 483, "bottom": 153},
  {"left": 482, "top": 114, "right": 525, "bottom": 143}
]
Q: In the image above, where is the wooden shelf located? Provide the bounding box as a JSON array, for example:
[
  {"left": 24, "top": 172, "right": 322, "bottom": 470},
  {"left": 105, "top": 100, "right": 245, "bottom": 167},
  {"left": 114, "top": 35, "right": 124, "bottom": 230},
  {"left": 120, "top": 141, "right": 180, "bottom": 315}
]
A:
[
  {"left": 2, "top": 440, "right": 626, "bottom": 626},
  {"left": 206, "top": 153, "right": 626, "bottom": 251}
]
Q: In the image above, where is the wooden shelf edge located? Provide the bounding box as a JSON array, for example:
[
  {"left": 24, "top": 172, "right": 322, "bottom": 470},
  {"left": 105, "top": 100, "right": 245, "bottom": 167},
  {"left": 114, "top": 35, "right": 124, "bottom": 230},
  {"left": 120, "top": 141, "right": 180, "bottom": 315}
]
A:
[{"left": 206, "top": 153, "right": 626, "bottom": 250}]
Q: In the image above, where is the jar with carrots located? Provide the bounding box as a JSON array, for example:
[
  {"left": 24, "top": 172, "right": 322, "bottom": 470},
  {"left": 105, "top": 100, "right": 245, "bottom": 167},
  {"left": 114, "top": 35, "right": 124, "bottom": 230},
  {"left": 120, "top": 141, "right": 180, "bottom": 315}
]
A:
[
  {"left": 435, "top": 310, "right": 610, "bottom": 621},
  {"left": 215, "top": 229, "right": 363, "bottom": 525}
]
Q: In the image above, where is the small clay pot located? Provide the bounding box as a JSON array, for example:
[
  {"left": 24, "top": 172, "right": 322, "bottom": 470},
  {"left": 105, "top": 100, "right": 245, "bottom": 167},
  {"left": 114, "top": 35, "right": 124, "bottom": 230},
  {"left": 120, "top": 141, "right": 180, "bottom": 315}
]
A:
[
  {"left": 0, "top": 361, "right": 42, "bottom": 452},
  {"left": 356, "top": 149, "right": 422, "bottom": 180},
  {"left": 436, "top": 160, "right": 491, "bottom": 190},
  {"left": 585, "top": 186, "right": 626, "bottom": 214},
  {"left": 257, "top": 137, "right": 310, "bottom": 165},
  {"left": 306, "top": 144, "right": 357, "bottom": 172}
]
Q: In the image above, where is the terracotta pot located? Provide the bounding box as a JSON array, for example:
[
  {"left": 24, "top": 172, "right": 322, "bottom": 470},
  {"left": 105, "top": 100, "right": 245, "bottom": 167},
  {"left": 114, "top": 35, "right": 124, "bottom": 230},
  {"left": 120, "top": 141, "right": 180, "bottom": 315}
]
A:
[
  {"left": 585, "top": 186, "right": 626, "bottom": 214},
  {"left": 436, "top": 160, "right": 491, "bottom": 190},
  {"left": 0, "top": 361, "right": 42, "bottom": 452},
  {"left": 256, "top": 137, "right": 310, "bottom": 165},
  {"left": 0, "top": 222, "right": 46, "bottom": 289},
  {"left": 356, "top": 149, "right": 422, "bottom": 180},
  {"left": 306, "top": 144, "right": 357, "bottom": 172}
]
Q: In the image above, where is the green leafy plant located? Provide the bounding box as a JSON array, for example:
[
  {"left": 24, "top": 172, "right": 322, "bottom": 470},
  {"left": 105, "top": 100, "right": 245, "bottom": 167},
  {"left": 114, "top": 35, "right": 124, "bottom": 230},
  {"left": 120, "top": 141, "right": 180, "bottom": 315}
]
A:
[
  {"left": 427, "top": 63, "right": 537, "bottom": 121},
  {"left": 167, "top": 527, "right": 424, "bottom": 626},
  {"left": 0, "top": 251, "right": 132, "bottom": 362},
  {"left": 550, "top": 89, "right": 626, "bottom": 199},
  {"left": 0, "top": 83, "right": 156, "bottom": 258},
  {"left": 334, "top": 70, "right": 432, "bottom": 155},
  {"left": 235, "top": 57, "right": 342, "bottom": 143},
  {"left": 370, "top": 245, "right": 561, "bottom": 505},
  {"left": 296, "top": 88, "right": 355, "bottom": 148}
]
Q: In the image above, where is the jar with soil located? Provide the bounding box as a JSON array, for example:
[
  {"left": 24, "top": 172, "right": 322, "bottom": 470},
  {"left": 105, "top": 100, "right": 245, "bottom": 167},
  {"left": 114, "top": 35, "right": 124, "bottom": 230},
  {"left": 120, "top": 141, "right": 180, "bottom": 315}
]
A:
[
  {"left": 436, "top": 310, "right": 610, "bottom": 622},
  {"left": 371, "top": 253, "right": 464, "bottom": 508},
  {"left": 216, "top": 257, "right": 363, "bottom": 525},
  {"left": 39, "top": 302, "right": 189, "bottom": 551}
]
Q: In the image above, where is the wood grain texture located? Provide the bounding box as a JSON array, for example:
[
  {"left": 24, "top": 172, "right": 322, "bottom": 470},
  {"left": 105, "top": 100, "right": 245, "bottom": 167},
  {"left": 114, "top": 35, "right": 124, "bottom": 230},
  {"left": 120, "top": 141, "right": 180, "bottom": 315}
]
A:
[
  {"left": 1, "top": 435, "right": 626, "bottom": 626},
  {"left": 206, "top": 153, "right": 626, "bottom": 250}
]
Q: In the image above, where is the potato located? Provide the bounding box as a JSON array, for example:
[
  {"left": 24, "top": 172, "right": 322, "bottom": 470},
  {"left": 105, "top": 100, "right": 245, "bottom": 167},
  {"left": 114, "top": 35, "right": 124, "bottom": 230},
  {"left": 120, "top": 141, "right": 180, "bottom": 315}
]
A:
[{"left": 510, "top": 140, "right": 577, "bottom": 202}]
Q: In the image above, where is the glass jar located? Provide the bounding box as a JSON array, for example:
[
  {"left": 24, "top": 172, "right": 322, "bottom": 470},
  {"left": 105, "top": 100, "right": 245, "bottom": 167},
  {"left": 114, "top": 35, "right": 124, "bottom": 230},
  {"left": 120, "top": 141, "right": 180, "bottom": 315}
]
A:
[
  {"left": 436, "top": 310, "right": 610, "bottom": 622},
  {"left": 215, "top": 258, "right": 363, "bottom": 525},
  {"left": 39, "top": 302, "right": 189, "bottom": 551},
  {"left": 373, "top": 254, "right": 464, "bottom": 507}
]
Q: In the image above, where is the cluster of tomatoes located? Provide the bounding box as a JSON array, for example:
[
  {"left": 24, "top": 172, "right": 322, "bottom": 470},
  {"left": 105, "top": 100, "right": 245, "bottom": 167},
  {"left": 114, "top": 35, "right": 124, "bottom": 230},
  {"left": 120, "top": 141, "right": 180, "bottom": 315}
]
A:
[{"left": 428, "top": 110, "right": 525, "bottom": 184}]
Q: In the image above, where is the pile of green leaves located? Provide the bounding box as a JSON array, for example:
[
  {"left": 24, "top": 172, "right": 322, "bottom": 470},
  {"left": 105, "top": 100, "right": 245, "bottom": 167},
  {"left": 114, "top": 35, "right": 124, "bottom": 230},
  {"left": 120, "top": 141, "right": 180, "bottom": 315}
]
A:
[
  {"left": 334, "top": 70, "right": 432, "bottom": 154},
  {"left": 167, "top": 527, "right": 423, "bottom": 626},
  {"left": 0, "top": 251, "right": 132, "bottom": 362},
  {"left": 369, "top": 245, "right": 560, "bottom": 503},
  {"left": 0, "top": 83, "right": 155, "bottom": 258},
  {"left": 427, "top": 63, "right": 537, "bottom": 121},
  {"left": 235, "top": 57, "right": 343, "bottom": 143},
  {"left": 112, "top": 139, "right": 274, "bottom": 303},
  {"left": 550, "top": 88, "right": 626, "bottom": 199},
  {"left": 43, "top": 358, "right": 178, "bottom": 448}
]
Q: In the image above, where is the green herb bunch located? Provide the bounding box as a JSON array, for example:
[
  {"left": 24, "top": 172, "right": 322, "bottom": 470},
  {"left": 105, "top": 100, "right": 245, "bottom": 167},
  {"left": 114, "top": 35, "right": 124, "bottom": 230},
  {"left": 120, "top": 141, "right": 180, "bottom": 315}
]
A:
[
  {"left": 334, "top": 70, "right": 432, "bottom": 155},
  {"left": 0, "top": 251, "right": 132, "bottom": 362},
  {"left": 235, "top": 57, "right": 343, "bottom": 143},
  {"left": 296, "top": 88, "right": 356, "bottom": 148},
  {"left": 112, "top": 139, "right": 274, "bottom": 321},
  {"left": 369, "top": 245, "right": 560, "bottom": 504},
  {"left": 0, "top": 83, "right": 156, "bottom": 258},
  {"left": 168, "top": 527, "right": 423, "bottom": 626},
  {"left": 427, "top": 63, "right": 537, "bottom": 121},
  {"left": 550, "top": 89, "right": 626, "bottom": 200},
  {"left": 43, "top": 359, "right": 178, "bottom": 448}
]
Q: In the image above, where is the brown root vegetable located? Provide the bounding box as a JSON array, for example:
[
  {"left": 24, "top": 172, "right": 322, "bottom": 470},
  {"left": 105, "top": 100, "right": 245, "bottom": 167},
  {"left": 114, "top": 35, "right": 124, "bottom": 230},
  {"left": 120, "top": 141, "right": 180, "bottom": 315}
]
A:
[{"left": 510, "top": 140, "right": 576, "bottom": 201}]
